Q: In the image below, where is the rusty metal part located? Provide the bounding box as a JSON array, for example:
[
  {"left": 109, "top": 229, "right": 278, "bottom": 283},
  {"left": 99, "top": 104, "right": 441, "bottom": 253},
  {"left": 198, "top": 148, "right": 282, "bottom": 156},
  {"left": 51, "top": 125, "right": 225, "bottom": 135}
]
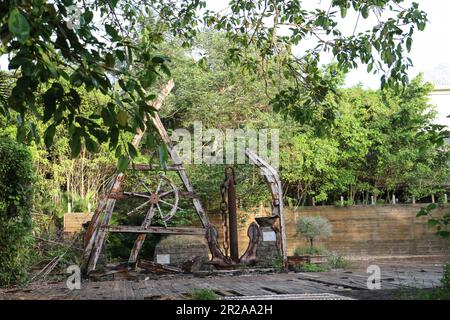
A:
[
  {"left": 205, "top": 225, "right": 234, "bottom": 268},
  {"left": 219, "top": 173, "right": 229, "bottom": 256},
  {"left": 245, "top": 148, "right": 287, "bottom": 269},
  {"left": 239, "top": 222, "right": 262, "bottom": 265},
  {"left": 224, "top": 167, "right": 239, "bottom": 263}
]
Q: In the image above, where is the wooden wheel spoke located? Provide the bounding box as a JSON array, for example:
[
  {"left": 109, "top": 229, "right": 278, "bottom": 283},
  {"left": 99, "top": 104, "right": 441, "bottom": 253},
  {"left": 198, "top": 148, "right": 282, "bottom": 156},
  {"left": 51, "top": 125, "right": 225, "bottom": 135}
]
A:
[
  {"left": 159, "top": 199, "right": 182, "bottom": 211},
  {"left": 140, "top": 181, "right": 153, "bottom": 194},
  {"left": 126, "top": 199, "right": 152, "bottom": 216},
  {"left": 159, "top": 190, "right": 175, "bottom": 198},
  {"left": 155, "top": 178, "right": 163, "bottom": 193},
  {"left": 123, "top": 191, "right": 151, "bottom": 199}
]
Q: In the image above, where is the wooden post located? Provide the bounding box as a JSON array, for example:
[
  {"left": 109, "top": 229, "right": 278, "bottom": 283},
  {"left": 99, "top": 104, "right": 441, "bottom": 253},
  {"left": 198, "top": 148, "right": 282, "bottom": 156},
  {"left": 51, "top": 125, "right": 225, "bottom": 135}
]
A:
[
  {"left": 68, "top": 202, "right": 72, "bottom": 213},
  {"left": 340, "top": 196, "right": 344, "bottom": 206},
  {"left": 412, "top": 196, "right": 416, "bottom": 204},
  {"left": 371, "top": 195, "right": 375, "bottom": 205},
  {"left": 392, "top": 194, "right": 396, "bottom": 204},
  {"left": 431, "top": 194, "right": 435, "bottom": 203},
  {"left": 312, "top": 197, "right": 316, "bottom": 206}
]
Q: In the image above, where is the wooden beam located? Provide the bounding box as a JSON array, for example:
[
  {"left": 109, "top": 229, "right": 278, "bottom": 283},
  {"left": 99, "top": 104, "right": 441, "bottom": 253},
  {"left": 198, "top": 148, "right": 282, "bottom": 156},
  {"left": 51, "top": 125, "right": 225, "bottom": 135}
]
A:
[{"left": 104, "top": 225, "right": 206, "bottom": 236}]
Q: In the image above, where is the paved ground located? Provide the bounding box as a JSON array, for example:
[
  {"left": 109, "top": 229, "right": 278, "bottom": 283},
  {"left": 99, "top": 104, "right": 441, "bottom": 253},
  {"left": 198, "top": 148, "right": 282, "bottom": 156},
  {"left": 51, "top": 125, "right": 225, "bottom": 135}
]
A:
[{"left": 0, "top": 257, "right": 448, "bottom": 300}]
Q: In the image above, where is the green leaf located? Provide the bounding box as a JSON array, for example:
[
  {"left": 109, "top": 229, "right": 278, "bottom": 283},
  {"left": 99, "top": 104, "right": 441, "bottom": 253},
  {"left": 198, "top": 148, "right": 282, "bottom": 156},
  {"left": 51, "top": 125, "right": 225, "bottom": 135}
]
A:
[
  {"left": 44, "top": 124, "right": 56, "bottom": 148},
  {"left": 152, "top": 56, "right": 165, "bottom": 64},
  {"left": 340, "top": 6, "right": 347, "bottom": 18},
  {"left": 117, "top": 110, "right": 128, "bottom": 127},
  {"left": 160, "top": 64, "right": 171, "bottom": 77},
  {"left": 416, "top": 208, "right": 428, "bottom": 217},
  {"left": 361, "top": 6, "right": 369, "bottom": 19},
  {"left": 127, "top": 142, "right": 138, "bottom": 158},
  {"left": 70, "top": 133, "right": 81, "bottom": 158},
  {"left": 8, "top": 9, "right": 30, "bottom": 44},
  {"left": 105, "top": 24, "right": 120, "bottom": 40},
  {"left": 85, "top": 136, "right": 99, "bottom": 153},
  {"left": 406, "top": 37, "right": 412, "bottom": 52},
  {"left": 117, "top": 155, "right": 129, "bottom": 173},
  {"left": 428, "top": 219, "right": 439, "bottom": 227},
  {"left": 101, "top": 105, "right": 116, "bottom": 127}
]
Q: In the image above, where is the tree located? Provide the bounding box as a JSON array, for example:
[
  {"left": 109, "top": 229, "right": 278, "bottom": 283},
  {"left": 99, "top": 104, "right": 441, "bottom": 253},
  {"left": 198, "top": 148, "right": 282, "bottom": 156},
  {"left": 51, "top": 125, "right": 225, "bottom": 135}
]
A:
[
  {"left": 0, "top": 0, "right": 428, "bottom": 165},
  {"left": 296, "top": 216, "right": 332, "bottom": 249},
  {"left": 0, "top": 137, "right": 34, "bottom": 285}
]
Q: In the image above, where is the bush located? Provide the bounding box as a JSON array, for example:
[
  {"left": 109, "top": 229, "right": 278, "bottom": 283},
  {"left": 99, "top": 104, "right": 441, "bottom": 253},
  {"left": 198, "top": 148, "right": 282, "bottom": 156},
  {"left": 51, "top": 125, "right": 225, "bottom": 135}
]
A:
[
  {"left": 296, "top": 216, "right": 332, "bottom": 248},
  {"left": 0, "top": 137, "right": 35, "bottom": 286},
  {"left": 326, "top": 253, "right": 352, "bottom": 269},
  {"left": 299, "top": 263, "right": 331, "bottom": 272}
]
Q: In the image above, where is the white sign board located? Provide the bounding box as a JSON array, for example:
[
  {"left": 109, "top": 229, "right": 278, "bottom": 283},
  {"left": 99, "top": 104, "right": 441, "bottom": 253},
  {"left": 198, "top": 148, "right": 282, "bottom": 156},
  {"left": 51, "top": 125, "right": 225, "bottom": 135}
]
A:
[
  {"left": 156, "top": 254, "right": 170, "bottom": 264},
  {"left": 263, "top": 231, "right": 277, "bottom": 242}
]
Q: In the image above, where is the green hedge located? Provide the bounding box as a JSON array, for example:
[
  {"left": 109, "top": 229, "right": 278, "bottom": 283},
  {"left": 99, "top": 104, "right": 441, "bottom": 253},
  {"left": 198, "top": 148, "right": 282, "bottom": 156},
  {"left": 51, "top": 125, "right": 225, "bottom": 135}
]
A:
[{"left": 0, "top": 137, "right": 34, "bottom": 286}]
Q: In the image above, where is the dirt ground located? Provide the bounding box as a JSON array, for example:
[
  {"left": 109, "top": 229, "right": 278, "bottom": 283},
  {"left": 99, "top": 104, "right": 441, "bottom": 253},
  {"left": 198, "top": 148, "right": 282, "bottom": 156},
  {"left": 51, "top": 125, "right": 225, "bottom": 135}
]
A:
[{"left": 0, "top": 256, "right": 448, "bottom": 300}]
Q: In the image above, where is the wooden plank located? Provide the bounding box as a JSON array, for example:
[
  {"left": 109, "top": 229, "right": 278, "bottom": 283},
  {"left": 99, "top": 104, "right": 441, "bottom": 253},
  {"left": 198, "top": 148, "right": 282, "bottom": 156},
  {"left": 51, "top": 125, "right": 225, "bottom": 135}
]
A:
[{"left": 104, "top": 225, "right": 206, "bottom": 235}]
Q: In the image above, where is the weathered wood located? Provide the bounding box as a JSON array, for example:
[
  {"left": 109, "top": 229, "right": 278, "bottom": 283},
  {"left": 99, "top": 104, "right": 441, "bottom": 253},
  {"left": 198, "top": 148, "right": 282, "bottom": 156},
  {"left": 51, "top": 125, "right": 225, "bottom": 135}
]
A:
[
  {"left": 84, "top": 81, "right": 175, "bottom": 273},
  {"left": 138, "top": 259, "right": 182, "bottom": 274},
  {"left": 151, "top": 113, "right": 210, "bottom": 228},
  {"left": 104, "top": 225, "right": 206, "bottom": 235},
  {"left": 128, "top": 204, "right": 157, "bottom": 264},
  {"left": 86, "top": 174, "right": 123, "bottom": 272}
]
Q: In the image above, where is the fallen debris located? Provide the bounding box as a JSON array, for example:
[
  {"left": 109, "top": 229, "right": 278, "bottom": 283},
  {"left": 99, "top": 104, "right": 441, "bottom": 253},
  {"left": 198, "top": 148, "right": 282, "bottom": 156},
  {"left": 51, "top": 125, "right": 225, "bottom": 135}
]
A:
[{"left": 138, "top": 260, "right": 182, "bottom": 274}]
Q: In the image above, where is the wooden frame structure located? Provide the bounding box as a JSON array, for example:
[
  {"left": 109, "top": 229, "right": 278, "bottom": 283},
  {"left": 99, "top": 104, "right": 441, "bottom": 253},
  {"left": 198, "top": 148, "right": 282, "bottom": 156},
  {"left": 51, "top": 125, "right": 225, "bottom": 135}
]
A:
[
  {"left": 83, "top": 80, "right": 287, "bottom": 273},
  {"left": 83, "top": 80, "right": 210, "bottom": 273}
]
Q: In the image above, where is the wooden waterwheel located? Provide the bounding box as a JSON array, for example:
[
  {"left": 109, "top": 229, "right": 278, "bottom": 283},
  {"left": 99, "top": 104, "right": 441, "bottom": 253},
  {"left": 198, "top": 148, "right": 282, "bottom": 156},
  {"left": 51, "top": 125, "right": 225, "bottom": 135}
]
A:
[{"left": 123, "top": 175, "right": 180, "bottom": 226}]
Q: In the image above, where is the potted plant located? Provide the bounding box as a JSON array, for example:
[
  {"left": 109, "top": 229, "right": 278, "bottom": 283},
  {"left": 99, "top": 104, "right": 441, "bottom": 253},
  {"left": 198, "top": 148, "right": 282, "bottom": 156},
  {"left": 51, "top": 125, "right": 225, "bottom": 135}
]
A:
[{"left": 288, "top": 216, "right": 332, "bottom": 270}]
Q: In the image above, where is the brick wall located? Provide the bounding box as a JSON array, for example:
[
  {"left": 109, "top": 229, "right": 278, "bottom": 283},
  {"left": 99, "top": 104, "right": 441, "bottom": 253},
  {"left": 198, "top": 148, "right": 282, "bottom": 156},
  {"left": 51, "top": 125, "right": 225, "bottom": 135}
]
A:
[{"left": 208, "top": 205, "right": 450, "bottom": 258}]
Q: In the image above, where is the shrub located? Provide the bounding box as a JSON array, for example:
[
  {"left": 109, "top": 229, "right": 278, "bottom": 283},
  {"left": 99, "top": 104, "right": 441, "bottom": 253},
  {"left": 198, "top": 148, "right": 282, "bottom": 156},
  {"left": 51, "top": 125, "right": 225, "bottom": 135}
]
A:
[
  {"left": 326, "top": 253, "right": 352, "bottom": 269},
  {"left": 189, "top": 288, "right": 218, "bottom": 300},
  {"left": 296, "top": 216, "right": 332, "bottom": 248},
  {"left": 299, "top": 263, "right": 331, "bottom": 272},
  {"left": 0, "top": 137, "right": 35, "bottom": 286}
]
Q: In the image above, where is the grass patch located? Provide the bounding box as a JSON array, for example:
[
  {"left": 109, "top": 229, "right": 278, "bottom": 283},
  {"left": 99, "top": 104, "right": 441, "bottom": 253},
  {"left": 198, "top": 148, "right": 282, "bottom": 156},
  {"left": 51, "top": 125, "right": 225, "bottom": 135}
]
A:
[{"left": 189, "top": 288, "right": 218, "bottom": 300}]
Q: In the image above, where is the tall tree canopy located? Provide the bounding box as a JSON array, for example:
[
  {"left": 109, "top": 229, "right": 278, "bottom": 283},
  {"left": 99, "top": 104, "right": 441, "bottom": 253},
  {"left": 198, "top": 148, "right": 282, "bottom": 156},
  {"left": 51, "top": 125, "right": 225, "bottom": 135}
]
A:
[{"left": 1, "top": 0, "right": 428, "bottom": 165}]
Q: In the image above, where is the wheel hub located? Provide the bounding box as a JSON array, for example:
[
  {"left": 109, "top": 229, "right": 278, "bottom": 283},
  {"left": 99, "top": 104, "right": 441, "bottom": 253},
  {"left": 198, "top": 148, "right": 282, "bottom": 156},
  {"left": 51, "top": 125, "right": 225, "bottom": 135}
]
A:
[{"left": 149, "top": 193, "right": 160, "bottom": 204}]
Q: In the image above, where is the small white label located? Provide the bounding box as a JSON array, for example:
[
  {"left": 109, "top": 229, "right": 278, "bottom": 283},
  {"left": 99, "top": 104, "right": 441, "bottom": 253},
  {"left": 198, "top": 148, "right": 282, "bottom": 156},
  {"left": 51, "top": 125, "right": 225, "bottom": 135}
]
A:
[
  {"left": 263, "top": 231, "right": 276, "bottom": 242},
  {"left": 156, "top": 254, "right": 170, "bottom": 264}
]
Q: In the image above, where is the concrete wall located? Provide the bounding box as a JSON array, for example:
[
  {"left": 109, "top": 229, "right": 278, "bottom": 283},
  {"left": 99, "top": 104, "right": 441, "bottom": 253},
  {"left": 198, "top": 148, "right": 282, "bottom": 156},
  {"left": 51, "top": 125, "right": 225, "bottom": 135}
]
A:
[{"left": 208, "top": 205, "right": 450, "bottom": 258}]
